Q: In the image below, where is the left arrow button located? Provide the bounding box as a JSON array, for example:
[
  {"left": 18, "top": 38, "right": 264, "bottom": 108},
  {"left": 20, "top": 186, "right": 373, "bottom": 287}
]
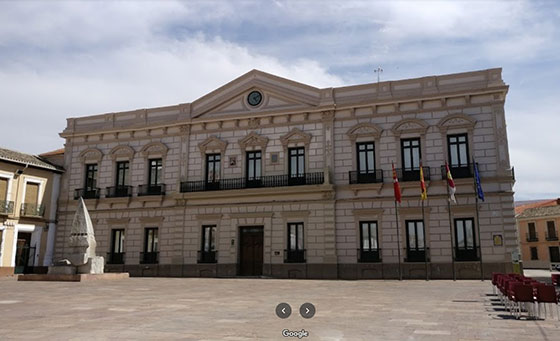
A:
[{"left": 275, "top": 303, "right": 292, "bottom": 319}]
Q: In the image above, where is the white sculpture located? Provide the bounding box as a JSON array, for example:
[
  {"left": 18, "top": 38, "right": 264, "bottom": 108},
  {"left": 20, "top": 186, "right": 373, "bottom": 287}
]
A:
[{"left": 48, "top": 198, "right": 104, "bottom": 275}]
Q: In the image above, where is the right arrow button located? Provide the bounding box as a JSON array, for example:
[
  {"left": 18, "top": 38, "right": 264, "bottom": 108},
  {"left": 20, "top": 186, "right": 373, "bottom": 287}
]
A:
[{"left": 299, "top": 303, "right": 316, "bottom": 319}]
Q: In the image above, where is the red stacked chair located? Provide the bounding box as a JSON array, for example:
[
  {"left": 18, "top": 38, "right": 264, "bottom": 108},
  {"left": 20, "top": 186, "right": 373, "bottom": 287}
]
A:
[
  {"left": 534, "top": 284, "right": 560, "bottom": 320},
  {"left": 552, "top": 274, "right": 559, "bottom": 287}
]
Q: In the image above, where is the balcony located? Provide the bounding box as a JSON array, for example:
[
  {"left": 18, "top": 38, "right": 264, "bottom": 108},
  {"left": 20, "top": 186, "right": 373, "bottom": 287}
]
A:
[
  {"left": 358, "top": 249, "right": 381, "bottom": 263},
  {"left": 74, "top": 188, "right": 100, "bottom": 200},
  {"left": 106, "top": 252, "right": 125, "bottom": 265},
  {"left": 140, "top": 252, "right": 159, "bottom": 264},
  {"left": 284, "top": 249, "right": 306, "bottom": 263},
  {"left": 138, "top": 184, "right": 166, "bottom": 196},
  {"left": 395, "top": 167, "right": 431, "bottom": 182},
  {"left": 405, "top": 247, "right": 430, "bottom": 262},
  {"left": 349, "top": 170, "right": 383, "bottom": 184},
  {"left": 440, "top": 163, "right": 477, "bottom": 180},
  {"left": 0, "top": 200, "right": 14, "bottom": 215},
  {"left": 20, "top": 203, "right": 45, "bottom": 218},
  {"left": 181, "top": 172, "right": 324, "bottom": 193},
  {"left": 546, "top": 231, "right": 559, "bottom": 241},
  {"left": 455, "top": 246, "right": 480, "bottom": 262},
  {"left": 197, "top": 250, "right": 217, "bottom": 263},
  {"left": 106, "top": 185, "right": 132, "bottom": 198},
  {"left": 526, "top": 232, "right": 538, "bottom": 242}
]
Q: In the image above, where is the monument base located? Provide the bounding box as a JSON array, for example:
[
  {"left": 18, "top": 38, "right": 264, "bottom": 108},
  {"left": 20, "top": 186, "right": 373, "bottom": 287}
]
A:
[
  {"left": 17, "top": 273, "right": 129, "bottom": 282},
  {"left": 48, "top": 256, "right": 105, "bottom": 275}
]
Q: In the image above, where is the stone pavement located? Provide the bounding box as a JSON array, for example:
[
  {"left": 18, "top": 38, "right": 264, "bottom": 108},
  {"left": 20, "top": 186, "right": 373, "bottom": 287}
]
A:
[{"left": 0, "top": 277, "right": 558, "bottom": 340}]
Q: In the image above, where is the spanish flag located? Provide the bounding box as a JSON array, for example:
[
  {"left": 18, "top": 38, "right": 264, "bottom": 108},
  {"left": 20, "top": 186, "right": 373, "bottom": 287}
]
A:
[
  {"left": 392, "top": 162, "right": 401, "bottom": 203},
  {"left": 420, "top": 162, "right": 427, "bottom": 200}
]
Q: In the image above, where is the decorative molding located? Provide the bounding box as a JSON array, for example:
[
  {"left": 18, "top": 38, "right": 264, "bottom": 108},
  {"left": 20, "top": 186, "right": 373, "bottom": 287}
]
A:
[
  {"left": 195, "top": 213, "right": 223, "bottom": 221},
  {"left": 437, "top": 113, "right": 476, "bottom": 133},
  {"left": 109, "top": 145, "right": 135, "bottom": 160},
  {"left": 281, "top": 210, "right": 311, "bottom": 218},
  {"left": 198, "top": 136, "right": 228, "bottom": 154},
  {"left": 280, "top": 128, "right": 312, "bottom": 147},
  {"left": 391, "top": 118, "right": 429, "bottom": 137},
  {"left": 106, "top": 218, "right": 130, "bottom": 225},
  {"left": 238, "top": 131, "right": 269, "bottom": 152},
  {"left": 140, "top": 141, "right": 168, "bottom": 158},
  {"left": 79, "top": 148, "right": 103, "bottom": 162},
  {"left": 139, "top": 216, "right": 165, "bottom": 223},
  {"left": 352, "top": 208, "right": 384, "bottom": 217},
  {"left": 229, "top": 212, "right": 274, "bottom": 219},
  {"left": 346, "top": 122, "right": 383, "bottom": 142}
]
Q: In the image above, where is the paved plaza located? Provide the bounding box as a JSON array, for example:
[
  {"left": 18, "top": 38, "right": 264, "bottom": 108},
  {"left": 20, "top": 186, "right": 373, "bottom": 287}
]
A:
[{"left": 0, "top": 276, "right": 558, "bottom": 340}]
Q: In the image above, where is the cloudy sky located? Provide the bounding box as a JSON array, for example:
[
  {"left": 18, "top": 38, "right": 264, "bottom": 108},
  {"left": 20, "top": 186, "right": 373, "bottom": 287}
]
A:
[{"left": 0, "top": 0, "right": 558, "bottom": 200}]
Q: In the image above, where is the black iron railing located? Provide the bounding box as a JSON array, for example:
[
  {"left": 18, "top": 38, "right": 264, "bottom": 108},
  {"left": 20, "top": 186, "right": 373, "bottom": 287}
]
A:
[
  {"left": 74, "top": 188, "right": 100, "bottom": 200},
  {"left": 526, "top": 232, "right": 538, "bottom": 242},
  {"left": 395, "top": 167, "right": 431, "bottom": 182},
  {"left": 106, "top": 252, "right": 125, "bottom": 264},
  {"left": 455, "top": 246, "right": 480, "bottom": 262},
  {"left": 546, "top": 231, "right": 558, "bottom": 241},
  {"left": 349, "top": 170, "right": 384, "bottom": 184},
  {"left": 440, "top": 163, "right": 477, "bottom": 180},
  {"left": 404, "top": 247, "right": 430, "bottom": 263},
  {"left": 20, "top": 203, "right": 45, "bottom": 217},
  {"left": 0, "top": 200, "right": 14, "bottom": 215},
  {"left": 140, "top": 252, "right": 159, "bottom": 264},
  {"left": 106, "top": 185, "right": 133, "bottom": 198},
  {"left": 197, "top": 250, "right": 217, "bottom": 263},
  {"left": 357, "top": 248, "right": 381, "bottom": 263},
  {"left": 138, "top": 184, "right": 166, "bottom": 196},
  {"left": 284, "top": 249, "right": 306, "bottom": 263},
  {"left": 181, "top": 172, "right": 324, "bottom": 193}
]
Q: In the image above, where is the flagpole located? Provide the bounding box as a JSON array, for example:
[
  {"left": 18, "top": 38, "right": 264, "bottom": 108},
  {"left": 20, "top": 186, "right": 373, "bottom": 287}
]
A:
[
  {"left": 395, "top": 200, "right": 402, "bottom": 281},
  {"left": 422, "top": 198, "right": 429, "bottom": 281},
  {"left": 473, "top": 160, "right": 484, "bottom": 281},
  {"left": 446, "top": 178, "right": 456, "bottom": 281}
]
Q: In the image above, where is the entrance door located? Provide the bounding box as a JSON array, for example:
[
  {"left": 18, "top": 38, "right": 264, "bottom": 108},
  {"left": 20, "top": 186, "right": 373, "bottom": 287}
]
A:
[
  {"left": 239, "top": 227, "right": 264, "bottom": 276},
  {"left": 15, "top": 232, "right": 34, "bottom": 274}
]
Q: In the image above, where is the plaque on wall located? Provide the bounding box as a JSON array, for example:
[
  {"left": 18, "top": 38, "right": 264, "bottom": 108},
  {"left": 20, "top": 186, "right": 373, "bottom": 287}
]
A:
[{"left": 229, "top": 156, "right": 237, "bottom": 167}]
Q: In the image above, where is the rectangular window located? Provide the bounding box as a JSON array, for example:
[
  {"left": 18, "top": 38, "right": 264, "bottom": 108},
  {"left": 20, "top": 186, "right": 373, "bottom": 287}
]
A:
[
  {"left": 115, "top": 161, "right": 129, "bottom": 187},
  {"left": 549, "top": 247, "right": 560, "bottom": 263},
  {"left": 286, "top": 222, "right": 305, "bottom": 263},
  {"left": 148, "top": 159, "right": 162, "bottom": 186},
  {"left": 406, "top": 220, "right": 425, "bottom": 262},
  {"left": 85, "top": 164, "right": 98, "bottom": 190},
  {"left": 144, "top": 228, "right": 158, "bottom": 253},
  {"left": 246, "top": 151, "right": 262, "bottom": 182},
  {"left": 448, "top": 134, "right": 469, "bottom": 167},
  {"left": 199, "top": 225, "right": 217, "bottom": 263},
  {"left": 288, "top": 147, "right": 305, "bottom": 178},
  {"left": 401, "top": 138, "right": 421, "bottom": 170},
  {"left": 359, "top": 221, "right": 379, "bottom": 262},
  {"left": 547, "top": 221, "right": 557, "bottom": 240},
  {"left": 24, "top": 182, "right": 39, "bottom": 205},
  {"left": 528, "top": 222, "right": 537, "bottom": 241},
  {"left": 109, "top": 229, "right": 125, "bottom": 264},
  {"left": 357, "top": 142, "right": 375, "bottom": 174},
  {"left": 530, "top": 247, "right": 538, "bottom": 260},
  {"left": 454, "top": 218, "right": 478, "bottom": 261},
  {"left": 0, "top": 177, "right": 8, "bottom": 200},
  {"left": 206, "top": 154, "right": 221, "bottom": 183}
]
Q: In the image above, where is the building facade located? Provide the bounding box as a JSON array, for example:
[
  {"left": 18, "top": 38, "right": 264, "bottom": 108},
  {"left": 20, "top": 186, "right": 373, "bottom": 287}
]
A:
[
  {"left": 0, "top": 148, "right": 63, "bottom": 276},
  {"left": 55, "top": 68, "right": 516, "bottom": 279},
  {"left": 517, "top": 200, "right": 560, "bottom": 269}
]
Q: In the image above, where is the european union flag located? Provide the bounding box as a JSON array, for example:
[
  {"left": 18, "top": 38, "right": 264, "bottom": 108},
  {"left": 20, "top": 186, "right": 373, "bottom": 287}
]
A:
[{"left": 473, "top": 159, "right": 485, "bottom": 202}]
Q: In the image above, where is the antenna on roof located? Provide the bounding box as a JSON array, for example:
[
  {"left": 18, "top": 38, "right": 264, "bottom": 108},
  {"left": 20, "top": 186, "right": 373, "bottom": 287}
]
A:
[{"left": 374, "top": 66, "right": 383, "bottom": 83}]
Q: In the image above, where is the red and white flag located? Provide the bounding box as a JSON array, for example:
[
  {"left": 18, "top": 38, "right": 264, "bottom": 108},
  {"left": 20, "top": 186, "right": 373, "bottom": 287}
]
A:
[
  {"left": 445, "top": 161, "right": 456, "bottom": 203},
  {"left": 392, "top": 162, "right": 401, "bottom": 203}
]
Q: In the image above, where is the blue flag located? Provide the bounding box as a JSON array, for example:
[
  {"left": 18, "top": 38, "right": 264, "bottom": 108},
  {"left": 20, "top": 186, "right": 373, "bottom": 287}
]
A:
[{"left": 473, "top": 159, "right": 485, "bottom": 202}]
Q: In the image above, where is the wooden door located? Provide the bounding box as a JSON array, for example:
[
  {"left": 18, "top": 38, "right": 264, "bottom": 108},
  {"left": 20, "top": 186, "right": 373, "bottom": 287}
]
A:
[{"left": 239, "top": 227, "right": 263, "bottom": 276}]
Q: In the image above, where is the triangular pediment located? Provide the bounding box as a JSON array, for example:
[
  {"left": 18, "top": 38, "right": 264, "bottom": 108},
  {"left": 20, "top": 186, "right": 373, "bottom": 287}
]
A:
[{"left": 191, "top": 70, "right": 325, "bottom": 119}]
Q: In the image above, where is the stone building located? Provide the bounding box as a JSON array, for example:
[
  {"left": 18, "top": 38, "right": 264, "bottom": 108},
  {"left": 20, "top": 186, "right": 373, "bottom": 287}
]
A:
[
  {"left": 516, "top": 199, "right": 560, "bottom": 269},
  {"left": 0, "top": 148, "right": 64, "bottom": 275},
  {"left": 54, "top": 68, "right": 516, "bottom": 279}
]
